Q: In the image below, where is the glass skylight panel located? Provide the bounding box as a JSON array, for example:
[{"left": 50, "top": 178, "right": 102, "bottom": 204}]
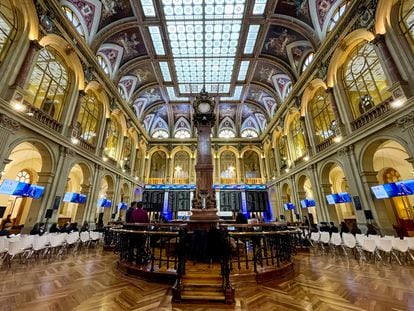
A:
[
  {"left": 161, "top": 0, "right": 246, "bottom": 94},
  {"left": 244, "top": 25, "right": 259, "bottom": 54},
  {"left": 159, "top": 62, "right": 172, "bottom": 82},
  {"left": 221, "top": 85, "right": 242, "bottom": 100},
  {"left": 141, "top": 0, "right": 156, "bottom": 17},
  {"left": 167, "top": 87, "right": 189, "bottom": 101},
  {"left": 237, "top": 61, "right": 250, "bottom": 81},
  {"left": 252, "top": 0, "right": 267, "bottom": 15},
  {"left": 148, "top": 26, "right": 165, "bottom": 55}
]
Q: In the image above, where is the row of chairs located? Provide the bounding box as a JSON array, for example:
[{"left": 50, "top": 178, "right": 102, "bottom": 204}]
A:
[
  {"left": 0, "top": 231, "right": 103, "bottom": 268},
  {"left": 309, "top": 231, "right": 414, "bottom": 265}
]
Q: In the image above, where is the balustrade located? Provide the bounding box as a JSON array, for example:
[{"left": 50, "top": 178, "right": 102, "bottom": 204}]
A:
[
  {"left": 351, "top": 99, "right": 391, "bottom": 131},
  {"left": 24, "top": 103, "right": 62, "bottom": 132},
  {"left": 148, "top": 178, "right": 165, "bottom": 184}
]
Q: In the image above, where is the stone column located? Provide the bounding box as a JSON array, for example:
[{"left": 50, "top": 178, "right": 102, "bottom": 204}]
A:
[
  {"left": 372, "top": 34, "right": 411, "bottom": 99},
  {"left": 74, "top": 183, "right": 91, "bottom": 224},
  {"left": 98, "top": 118, "right": 111, "bottom": 157},
  {"left": 321, "top": 183, "right": 339, "bottom": 224},
  {"left": 103, "top": 190, "right": 114, "bottom": 224},
  {"left": 326, "top": 87, "right": 345, "bottom": 135},
  {"left": 189, "top": 155, "right": 195, "bottom": 183},
  {"left": 86, "top": 164, "right": 102, "bottom": 223},
  {"left": 359, "top": 171, "right": 394, "bottom": 235},
  {"left": 143, "top": 156, "right": 149, "bottom": 183},
  {"left": 260, "top": 154, "right": 267, "bottom": 183},
  {"left": 290, "top": 175, "right": 301, "bottom": 219},
  {"left": 21, "top": 172, "right": 55, "bottom": 233},
  {"left": 300, "top": 116, "right": 312, "bottom": 156},
  {"left": 12, "top": 40, "right": 42, "bottom": 89},
  {"left": 68, "top": 90, "right": 86, "bottom": 140},
  {"left": 307, "top": 164, "right": 327, "bottom": 222},
  {"left": 0, "top": 114, "right": 20, "bottom": 173},
  {"left": 237, "top": 156, "right": 243, "bottom": 184},
  {"left": 214, "top": 155, "right": 220, "bottom": 184},
  {"left": 396, "top": 111, "right": 414, "bottom": 157},
  {"left": 166, "top": 155, "right": 171, "bottom": 183}
]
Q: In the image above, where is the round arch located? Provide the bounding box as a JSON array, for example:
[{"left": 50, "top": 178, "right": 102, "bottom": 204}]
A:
[
  {"left": 11, "top": 0, "right": 39, "bottom": 40},
  {"left": 375, "top": 0, "right": 398, "bottom": 35},
  {"left": 39, "top": 34, "right": 85, "bottom": 89},
  {"left": 300, "top": 78, "right": 327, "bottom": 116},
  {"left": 85, "top": 81, "right": 110, "bottom": 118},
  {"left": 111, "top": 109, "right": 128, "bottom": 137},
  {"left": 327, "top": 29, "right": 375, "bottom": 87}
]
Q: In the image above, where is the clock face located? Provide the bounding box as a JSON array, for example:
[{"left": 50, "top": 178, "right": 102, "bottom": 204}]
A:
[{"left": 198, "top": 102, "right": 211, "bottom": 113}]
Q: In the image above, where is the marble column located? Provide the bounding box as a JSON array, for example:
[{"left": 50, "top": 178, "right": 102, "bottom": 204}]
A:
[
  {"left": 86, "top": 164, "right": 102, "bottom": 223},
  {"left": 372, "top": 34, "right": 411, "bottom": 98},
  {"left": 12, "top": 40, "right": 42, "bottom": 89}
]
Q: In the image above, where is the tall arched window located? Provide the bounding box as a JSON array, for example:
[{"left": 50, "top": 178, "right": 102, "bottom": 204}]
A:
[
  {"left": 310, "top": 88, "right": 336, "bottom": 144},
  {"left": 400, "top": 0, "right": 414, "bottom": 52},
  {"left": 278, "top": 135, "right": 287, "bottom": 169},
  {"left": 25, "top": 47, "right": 69, "bottom": 121},
  {"left": 289, "top": 115, "right": 305, "bottom": 161},
  {"left": 77, "top": 91, "right": 100, "bottom": 146},
  {"left": 327, "top": 1, "right": 349, "bottom": 34},
  {"left": 267, "top": 148, "right": 276, "bottom": 178},
  {"left": 173, "top": 151, "right": 190, "bottom": 182},
  {"left": 105, "top": 117, "right": 120, "bottom": 159},
  {"left": 62, "top": 6, "right": 85, "bottom": 39},
  {"left": 243, "top": 151, "right": 261, "bottom": 180},
  {"left": 0, "top": 0, "right": 17, "bottom": 65},
  {"left": 150, "top": 151, "right": 166, "bottom": 179},
  {"left": 343, "top": 42, "right": 391, "bottom": 118},
  {"left": 121, "top": 135, "right": 132, "bottom": 168},
  {"left": 220, "top": 151, "right": 237, "bottom": 183}
]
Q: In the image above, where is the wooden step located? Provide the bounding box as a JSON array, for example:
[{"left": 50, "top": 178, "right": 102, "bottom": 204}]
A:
[
  {"left": 183, "top": 284, "right": 224, "bottom": 292},
  {"left": 181, "top": 290, "right": 226, "bottom": 301}
]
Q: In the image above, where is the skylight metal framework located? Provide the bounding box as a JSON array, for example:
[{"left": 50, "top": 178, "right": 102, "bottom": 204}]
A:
[{"left": 161, "top": 0, "right": 246, "bottom": 95}]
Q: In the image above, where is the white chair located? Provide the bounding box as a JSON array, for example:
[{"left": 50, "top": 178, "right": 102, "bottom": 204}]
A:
[
  {"left": 80, "top": 231, "right": 91, "bottom": 249},
  {"left": 330, "top": 232, "right": 342, "bottom": 254},
  {"left": 89, "top": 231, "right": 101, "bottom": 247},
  {"left": 319, "top": 232, "right": 330, "bottom": 252},
  {"left": 342, "top": 233, "right": 357, "bottom": 257},
  {"left": 355, "top": 234, "right": 365, "bottom": 246},
  {"left": 360, "top": 238, "right": 378, "bottom": 263},
  {"left": 0, "top": 236, "right": 8, "bottom": 266},
  {"left": 28, "top": 235, "right": 50, "bottom": 260},
  {"left": 392, "top": 238, "right": 408, "bottom": 265},
  {"left": 375, "top": 237, "right": 399, "bottom": 265},
  {"left": 66, "top": 232, "right": 80, "bottom": 254},
  {"left": 4, "top": 238, "right": 25, "bottom": 268},
  {"left": 404, "top": 237, "right": 414, "bottom": 262}
]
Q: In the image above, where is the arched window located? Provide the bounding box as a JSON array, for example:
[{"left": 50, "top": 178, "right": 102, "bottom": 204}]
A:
[
  {"left": 267, "top": 148, "right": 276, "bottom": 178},
  {"left": 241, "top": 129, "right": 259, "bottom": 138},
  {"left": 278, "top": 135, "right": 287, "bottom": 169},
  {"left": 150, "top": 151, "right": 166, "bottom": 179},
  {"left": 174, "top": 129, "right": 191, "bottom": 139},
  {"left": 25, "top": 47, "right": 69, "bottom": 121},
  {"left": 310, "top": 88, "right": 336, "bottom": 144},
  {"left": 105, "top": 117, "right": 120, "bottom": 159},
  {"left": 218, "top": 129, "right": 235, "bottom": 138},
  {"left": 343, "top": 42, "right": 391, "bottom": 118},
  {"left": 62, "top": 6, "right": 85, "bottom": 39},
  {"left": 173, "top": 151, "right": 189, "bottom": 181},
  {"left": 121, "top": 135, "right": 132, "bottom": 168},
  {"left": 77, "top": 91, "right": 100, "bottom": 146},
  {"left": 243, "top": 151, "right": 260, "bottom": 179},
  {"left": 0, "top": 0, "right": 17, "bottom": 65},
  {"left": 220, "top": 151, "right": 237, "bottom": 182},
  {"left": 16, "top": 170, "right": 31, "bottom": 183},
  {"left": 97, "top": 54, "right": 110, "bottom": 75},
  {"left": 301, "top": 52, "right": 314, "bottom": 73},
  {"left": 327, "top": 1, "right": 349, "bottom": 34},
  {"left": 400, "top": 0, "right": 414, "bottom": 52},
  {"left": 289, "top": 115, "right": 305, "bottom": 160},
  {"left": 152, "top": 129, "right": 168, "bottom": 139}
]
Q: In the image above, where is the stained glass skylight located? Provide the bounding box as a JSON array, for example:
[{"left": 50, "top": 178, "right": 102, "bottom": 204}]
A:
[
  {"left": 221, "top": 85, "right": 243, "bottom": 101},
  {"left": 167, "top": 86, "right": 189, "bottom": 101},
  {"left": 244, "top": 25, "right": 259, "bottom": 54},
  {"left": 141, "top": 0, "right": 156, "bottom": 17},
  {"left": 148, "top": 26, "right": 165, "bottom": 55},
  {"left": 252, "top": 0, "right": 267, "bottom": 15},
  {"left": 161, "top": 0, "right": 246, "bottom": 95}
]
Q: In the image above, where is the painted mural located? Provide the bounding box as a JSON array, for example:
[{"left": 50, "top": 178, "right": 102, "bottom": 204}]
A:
[
  {"left": 274, "top": 0, "right": 312, "bottom": 27},
  {"left": 253, "top": 61, "right": 284, "bottom": 90},
  {"left": 98, "top": 0, "right": 134, "bottom": 29}
]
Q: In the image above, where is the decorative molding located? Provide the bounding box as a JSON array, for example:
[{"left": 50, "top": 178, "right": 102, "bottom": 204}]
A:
[
  {"left": 396, "top": 110, "right": 414, "bottom": 131},
  {"left": 0, "top": 113, "right": 20, "bottom": 132}
]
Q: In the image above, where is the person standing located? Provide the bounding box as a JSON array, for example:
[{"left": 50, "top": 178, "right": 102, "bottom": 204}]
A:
[
  {"left": 126, "top": 201, "right": 136, "bottom": 223},
  {"left": 132, "top": 201, "right": 149, "bottom": 223}
]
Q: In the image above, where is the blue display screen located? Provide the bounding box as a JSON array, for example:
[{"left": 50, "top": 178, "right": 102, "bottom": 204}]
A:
[
  {"left": 301, "top": 199, "right": 316, "bottom": 208},
  {"left": 371, "top": 179, "right": 414, "bottom": 199},
  {"left": 0, "top": 180, "right": 31, "bottom": 196},
  {"left": 283, "top": 202, "right": 295, "bottom": 210},
  {"left": 118, "top": 202, "right": 128, "bottom": 210},
  {"left": 78, "top": 194, "right": 87, "bottom": 204},
  {"left": 23, "top": 185, "right": 45, "bottom": 199},
  {"left": 326, "top": 193, "right": 351, "bottom": 204},
  {"left": 63, "top": 192, "right": 80, "bottom": 203}
]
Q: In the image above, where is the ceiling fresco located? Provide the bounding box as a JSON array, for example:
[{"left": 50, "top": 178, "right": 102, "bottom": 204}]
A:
[{"left": 61, "top": 0, "right": 350, "bottom": 139}]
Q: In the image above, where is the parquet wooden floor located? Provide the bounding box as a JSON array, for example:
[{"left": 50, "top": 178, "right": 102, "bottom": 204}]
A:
[{"left": 1, "top": 249, "right": 414, "bottom": 311}]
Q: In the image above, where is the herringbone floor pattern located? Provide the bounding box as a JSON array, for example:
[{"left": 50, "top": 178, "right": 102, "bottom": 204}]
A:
[{"left": 0, "top": 249, "right": 413, "bottom": 310}]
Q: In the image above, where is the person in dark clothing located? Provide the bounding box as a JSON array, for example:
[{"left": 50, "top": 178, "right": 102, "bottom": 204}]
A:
[
  {"left": 132, "top": 201, "right": 149, "bottom": 223},
  {"left": 49, "top": 223, "right": 60, "bottom": 233},
  {"left": 30, "top": 222, "right": 45, "bottom": 235},
  {"left": 303, "top": 215, "right": 310, "bottom": 228},
  {"left": 80, "top": 221, "right": 89, "bottom": 232},
  {"left": 340, "top": 221, "right": 349, "bottom": 237},
  {"left": 350, "top": 222, "right": 362, "bottom": 235},
  {"left": 366, "top": 223, "right": 377, "bottom": 236},
  {"left": 235, "top": 212, "right": 248, "bottom": 224},
  {"left": 329, "top": 222, "right": 339, "bottom": 236},
  {"left": 126, "top": 201, "right": 137, "bottom": 223}
]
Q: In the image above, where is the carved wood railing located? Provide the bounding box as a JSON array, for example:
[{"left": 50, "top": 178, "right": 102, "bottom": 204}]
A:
[
  {"left": 245, "top": 178, "right": 263, "bottom": 184},
  {"left": 172, "top": 178, "right": 189, "bottom": 184},
  {"left": 351, "top": 99, "right": 392, "bottom": 131},
  {"left": 25, "top": 103, "right": 62, "bottom": 132},
  {"left": 148, "top": 178, "right": 165, "bottom": 184},
  {"left": 220, "top": 178, "right": 237, "bottom": 184},
  {"left": 316, "top": 136, "right": 334, "bottom": 152}
]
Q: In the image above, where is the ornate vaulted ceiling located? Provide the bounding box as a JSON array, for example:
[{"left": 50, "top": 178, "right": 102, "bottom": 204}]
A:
[{"left": 61, "top": 0, "right": 349, "bottom": 140}]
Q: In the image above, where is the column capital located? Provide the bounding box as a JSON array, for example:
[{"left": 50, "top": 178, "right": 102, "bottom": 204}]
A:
[
  {"left": 396, "top": 110, "right": 414, "bottom": 131},
  {"left": 0, "top": 113, "right": 20, "bottom": 133},
  {"left": 371, "top": 33, "right": 386, "bottom": 46}
]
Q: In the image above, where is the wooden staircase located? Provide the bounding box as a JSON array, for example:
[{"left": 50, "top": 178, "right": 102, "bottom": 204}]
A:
[{"left": 172, "top": 263, "right": 234, "bottom": 304}]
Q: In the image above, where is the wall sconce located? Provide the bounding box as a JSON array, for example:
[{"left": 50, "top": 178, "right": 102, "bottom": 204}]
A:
[
  {"left": 102, "top": 156, "right": 108, "bottom": 162},
  {"left": 333, "top": 136, "right": 342, "bottom": 143},
  {"left": 304, "top": 155, "right": 310, "bottom": 161}
]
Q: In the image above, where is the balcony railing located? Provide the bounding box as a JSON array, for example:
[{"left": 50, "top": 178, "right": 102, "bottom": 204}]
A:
[
  {"left": 25, "top": 103, "right": 62, "bottom": 132},
  {"left": 148, "top": 178, "right": 165, "bottom": 184},
  {"left": 221, "top": 178, "right": 237, "bottom": 184},
  {"left": 316, "top": 136, "right": 334, "bottom": 152},
  {"left": 245, "top": 178, "right": 262, "bottom": 184},
  {"left": 78, "top": 137, "right": 96, "bottom": 153},
  {"left": 351, "top": 99, "right": 391, "bottom": 131},
  {"left": 172, "top": 178, "right": 189, "bottom": 184}
]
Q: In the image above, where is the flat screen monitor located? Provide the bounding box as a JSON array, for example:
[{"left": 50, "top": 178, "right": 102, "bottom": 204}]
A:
[
  {"left": 337, "top": 192, "right": 352, "bottom": 203},
  {"left": 283, "top": 202, "right": 295, "bottom": 210},
  {"left": 371, "top": 183, "right": 402, "bottom": 199},
  {"left": 23, "top": 185, "right": 45, "bottom": 199},
  {"left": 118, "top": 202, "right": 128, "bottom": 210},
  {"left": 301, "top": 199, "right": 316, "bottom": 208},
  {"left": 300, "top": 200, "right": 307, "bottom": 208},
  {"left": 78, "top": 194, "right": 87, "bottom": 204},
  {"left": 326, "top": 194, "right": 337, "bottom": 205},
  {"left": 63, "top": 192, "right": 80, "bottom": 203},
  {"left": 0, "top": 180, "right": 31, "bottom": 196},
  {"left": 103, "top": 199, "right": 112, "bottom": 208},
  {"left": 395, "top": 179, "right": 414, "bottom": 196},
  {"left": 97, "top": 198, "right": 106, "bottom": 207}
]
